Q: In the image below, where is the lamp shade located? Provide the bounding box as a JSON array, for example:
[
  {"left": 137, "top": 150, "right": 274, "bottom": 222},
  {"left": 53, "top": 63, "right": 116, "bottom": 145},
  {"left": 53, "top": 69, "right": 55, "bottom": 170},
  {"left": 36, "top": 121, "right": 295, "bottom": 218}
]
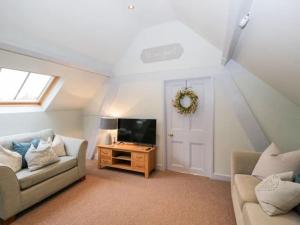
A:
[{"left": 100, "top": 117, "right": 118, "bottom": 130}]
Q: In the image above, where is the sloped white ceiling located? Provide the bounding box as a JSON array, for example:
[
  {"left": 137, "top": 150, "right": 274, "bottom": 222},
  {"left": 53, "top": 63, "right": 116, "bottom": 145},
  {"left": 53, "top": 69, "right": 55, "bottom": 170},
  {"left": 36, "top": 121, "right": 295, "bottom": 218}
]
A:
[
  {"left": 171, "top": 0, "right": 231, "bottom": 50},
  {"left": 233, "top": 0, "right": 300, "bottom": 106},
  {"left": 1, "top": 0, "right": 299, "bottom": 107},
  {"left": 0, "top": 0, "right": 229, "bottom": 71},
  {"left": 0, "top": 0, "right": 232, "bottom": 111},
  {"left": 0, "top": 0, "right": 139, "bottom": 66},
  {"left": 0, "top": 0, "right": 176, "bottom": 67}
]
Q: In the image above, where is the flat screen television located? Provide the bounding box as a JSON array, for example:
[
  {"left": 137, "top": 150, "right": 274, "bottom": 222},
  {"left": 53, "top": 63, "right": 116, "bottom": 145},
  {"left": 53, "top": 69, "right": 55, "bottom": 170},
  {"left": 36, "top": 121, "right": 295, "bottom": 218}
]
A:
[{"left": 117, "top": 118, "right": 156, "bottom": 145}]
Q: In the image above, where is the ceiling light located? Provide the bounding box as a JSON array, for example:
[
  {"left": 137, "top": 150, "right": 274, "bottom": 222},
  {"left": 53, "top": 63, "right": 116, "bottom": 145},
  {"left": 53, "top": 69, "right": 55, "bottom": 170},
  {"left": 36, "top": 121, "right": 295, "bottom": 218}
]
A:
[{"left": 128, "top": 4, "right": 135, "bottom": 10}]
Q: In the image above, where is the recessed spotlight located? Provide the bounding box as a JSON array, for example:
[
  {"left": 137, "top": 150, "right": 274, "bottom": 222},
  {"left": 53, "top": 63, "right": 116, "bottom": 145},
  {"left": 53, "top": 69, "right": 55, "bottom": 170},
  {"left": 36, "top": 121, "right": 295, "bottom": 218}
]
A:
[{"left": 128, "top": 4, "right": 135, "bottom": 10}]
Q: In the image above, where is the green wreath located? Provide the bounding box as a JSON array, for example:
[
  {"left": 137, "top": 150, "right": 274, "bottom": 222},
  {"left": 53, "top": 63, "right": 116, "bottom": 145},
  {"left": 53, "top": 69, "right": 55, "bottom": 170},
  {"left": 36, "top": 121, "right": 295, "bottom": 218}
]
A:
[{"left": 172, "top": 88, "right": 199, "bottom": 115}]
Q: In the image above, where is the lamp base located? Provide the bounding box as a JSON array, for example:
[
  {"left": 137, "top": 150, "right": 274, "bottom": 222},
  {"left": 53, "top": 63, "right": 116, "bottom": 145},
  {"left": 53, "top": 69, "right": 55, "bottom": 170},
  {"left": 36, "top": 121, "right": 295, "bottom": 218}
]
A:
[{"left": 104, "top": 132, "right": 112, "bottom": 145}]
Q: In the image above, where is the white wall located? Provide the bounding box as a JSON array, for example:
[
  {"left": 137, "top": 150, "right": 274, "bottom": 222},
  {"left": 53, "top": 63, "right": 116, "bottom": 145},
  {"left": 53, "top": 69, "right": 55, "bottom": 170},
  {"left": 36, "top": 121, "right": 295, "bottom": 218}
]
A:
[
  {"left": 0, "top": 110, "right": 83, "bottom": 138},
  {"left": 86, "top": 21, "right": 253, "bottom": 176},
  {"left": 214, "top": 75, "right": 254, "bottom": 175},
  {"left": 99, "top": 63, "right": 300, "bottom": 176},
  {"left": 228, "top": 61, "right": 300, "bottom": 151},
  {"left": 113, "top": 21, "right": 222, "bottom": 75},
  {"left": 98, "top": 67, "right": 253, "bottom": 175},
  {"left": 83, "top": 21, "right": 224, "bottom": 159},
  {"left": 96, "top": 59, "right": 300, "bottom": 176}
]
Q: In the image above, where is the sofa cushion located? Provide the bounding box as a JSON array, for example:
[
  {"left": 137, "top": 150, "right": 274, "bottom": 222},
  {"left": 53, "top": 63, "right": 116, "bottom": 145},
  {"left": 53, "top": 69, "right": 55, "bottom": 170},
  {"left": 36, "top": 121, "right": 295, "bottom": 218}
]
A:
[
  {"left": 234, "top": 174, "right": 261, "bottom": 209},
  {"left": 12, "top": 139, "right": 41, "bottom": 168},
  {"left": 16, "top": 156, "right": 77, "bottom": 190},
  {"left": 255, "top": 171, "right": 300, "bottom": 216},
  {"left": 25, "top": 139, "right": 59, "bottom": 171},
  {"left": 52, "top": 135, "right": 66, "bottom": 157},
  {"left": 252, "top": 143, "right": 300, "bottom": 179},
  {"left": 0, "top": 129, "right": 54, "bottom": 150},
  {"left": 243, "top": 203, "right": 300, "bottom": 225}
]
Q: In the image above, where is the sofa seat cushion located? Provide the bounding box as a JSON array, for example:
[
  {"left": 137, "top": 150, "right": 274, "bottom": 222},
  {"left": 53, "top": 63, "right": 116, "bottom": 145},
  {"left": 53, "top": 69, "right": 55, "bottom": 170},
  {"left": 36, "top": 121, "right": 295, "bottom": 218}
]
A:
[
  {"left": 234, "top": 174, "right": 261, "bottom": 209},
  {"left": 16, "top": 156, "right": 77, "bottom": 190},
  {"left": 243, "top": 203, "right": 300, "bottom": 225}
]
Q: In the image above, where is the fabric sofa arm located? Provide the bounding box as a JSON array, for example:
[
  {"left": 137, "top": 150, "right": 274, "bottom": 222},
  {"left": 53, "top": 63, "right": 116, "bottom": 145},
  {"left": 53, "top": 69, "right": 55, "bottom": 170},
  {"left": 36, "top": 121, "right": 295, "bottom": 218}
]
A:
[
  {"left": 0, "top": 164, "right": 21, "bottom": 220},
  {"left": 60, "top": 136, "right": 88, "bottom": 178},
  {"left": 231, "top": 151, "right": 261, "bottom": 178}
]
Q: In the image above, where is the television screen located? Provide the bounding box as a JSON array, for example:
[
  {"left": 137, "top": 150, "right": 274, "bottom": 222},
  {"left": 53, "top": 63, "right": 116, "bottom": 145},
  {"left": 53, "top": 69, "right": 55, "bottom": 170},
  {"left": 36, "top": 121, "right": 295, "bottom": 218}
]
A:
[{"left": 117, "top": 118, "right": 156, "bottom": 145}]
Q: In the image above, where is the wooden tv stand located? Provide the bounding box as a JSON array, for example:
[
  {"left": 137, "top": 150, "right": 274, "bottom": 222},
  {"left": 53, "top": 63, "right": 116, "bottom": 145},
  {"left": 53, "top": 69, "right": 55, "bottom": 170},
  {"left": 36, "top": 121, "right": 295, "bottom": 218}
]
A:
[{"left": 97, "top": 143, "right": 156, "bottom": 178}]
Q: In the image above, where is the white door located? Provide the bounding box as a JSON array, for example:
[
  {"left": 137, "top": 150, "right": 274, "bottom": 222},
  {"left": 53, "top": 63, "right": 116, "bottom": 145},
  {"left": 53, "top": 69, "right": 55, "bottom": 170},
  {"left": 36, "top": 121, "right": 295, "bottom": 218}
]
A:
[{"left": 165, "top": 77, "right": 213, "bottom": 177}]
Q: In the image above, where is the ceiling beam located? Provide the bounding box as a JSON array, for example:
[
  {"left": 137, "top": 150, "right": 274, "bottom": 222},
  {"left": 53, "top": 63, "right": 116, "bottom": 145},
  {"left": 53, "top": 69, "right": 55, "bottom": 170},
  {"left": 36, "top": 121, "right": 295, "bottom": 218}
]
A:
[
  {"left": 222, "top": 0, "right": 254, "bottom": 65},
  {"left": 0, "top": 40, "right": 112, "bottom": 77}
]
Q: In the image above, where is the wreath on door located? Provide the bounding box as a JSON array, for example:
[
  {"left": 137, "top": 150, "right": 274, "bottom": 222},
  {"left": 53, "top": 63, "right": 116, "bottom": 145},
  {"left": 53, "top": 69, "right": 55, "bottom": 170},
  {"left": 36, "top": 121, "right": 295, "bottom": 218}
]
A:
[{"left": 172, "top": 88, "right": 199, "bottom": 115}]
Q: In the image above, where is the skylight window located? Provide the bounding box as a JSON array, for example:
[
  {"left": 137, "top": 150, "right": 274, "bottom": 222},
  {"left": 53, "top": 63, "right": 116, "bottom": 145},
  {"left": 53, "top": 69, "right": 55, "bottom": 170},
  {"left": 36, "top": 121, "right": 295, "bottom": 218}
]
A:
[{"left": 0, "top": 68, "right": 55, "bottom": 105}]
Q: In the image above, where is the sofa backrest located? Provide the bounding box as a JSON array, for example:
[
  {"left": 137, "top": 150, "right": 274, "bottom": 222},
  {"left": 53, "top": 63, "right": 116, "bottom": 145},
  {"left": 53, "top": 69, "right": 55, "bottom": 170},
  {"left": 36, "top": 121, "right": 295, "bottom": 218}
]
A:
[{"left": 0, "top": 129, "right": 55, "bottom": 150}]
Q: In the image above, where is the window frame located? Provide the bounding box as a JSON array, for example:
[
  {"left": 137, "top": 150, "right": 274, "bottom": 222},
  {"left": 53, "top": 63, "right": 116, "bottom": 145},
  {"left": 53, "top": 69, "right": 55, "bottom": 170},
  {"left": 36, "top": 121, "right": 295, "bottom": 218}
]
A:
[{"left": 0, "top": 68, "right": 58, "bottom": 106}]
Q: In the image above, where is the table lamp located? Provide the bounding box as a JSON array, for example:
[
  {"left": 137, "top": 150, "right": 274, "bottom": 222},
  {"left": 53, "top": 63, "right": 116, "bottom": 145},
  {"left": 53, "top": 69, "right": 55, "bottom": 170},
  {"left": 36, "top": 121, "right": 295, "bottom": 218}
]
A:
[{"left": 100, "top": 117, "right": 118, "bottom": 145}]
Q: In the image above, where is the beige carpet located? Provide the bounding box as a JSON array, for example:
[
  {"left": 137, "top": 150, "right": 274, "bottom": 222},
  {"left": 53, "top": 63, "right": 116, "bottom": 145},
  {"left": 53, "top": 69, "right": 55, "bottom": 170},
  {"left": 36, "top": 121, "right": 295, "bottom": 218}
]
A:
[{"left": 13, "top": 160, "right": 236, "bottom": 225}]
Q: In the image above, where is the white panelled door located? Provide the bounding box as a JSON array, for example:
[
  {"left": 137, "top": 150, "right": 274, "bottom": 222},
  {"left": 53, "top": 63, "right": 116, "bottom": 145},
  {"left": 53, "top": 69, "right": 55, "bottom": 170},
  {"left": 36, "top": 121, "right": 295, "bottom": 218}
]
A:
[{"left": 165, "top": 77, "right": 213, "bottom": 177}]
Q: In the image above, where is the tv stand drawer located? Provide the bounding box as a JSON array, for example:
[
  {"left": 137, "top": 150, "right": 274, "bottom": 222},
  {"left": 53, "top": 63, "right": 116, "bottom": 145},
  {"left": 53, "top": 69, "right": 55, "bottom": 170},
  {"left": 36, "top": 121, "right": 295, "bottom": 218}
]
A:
[
  {"left": 101, "top": 155, "right": 111, "bottom": 161},
  {"left": 132, "top": 153, "right": 145, "bottom": 162},
  {"left": 132, "top": 161, "right": 145, "bottom": 172},
  {"left": 101, "top": 148, "right": 112, "bottom": 157},
  {"left": 101, "top": 158, "right": 112, "bottom": 164}
]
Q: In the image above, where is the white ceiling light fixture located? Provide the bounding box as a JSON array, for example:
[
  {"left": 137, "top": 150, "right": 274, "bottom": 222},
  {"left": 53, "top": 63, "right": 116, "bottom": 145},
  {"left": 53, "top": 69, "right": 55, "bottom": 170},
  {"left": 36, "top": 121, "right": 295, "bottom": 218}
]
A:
[{"left": 128, "top": 4, "right": 135, "bottom": 10}]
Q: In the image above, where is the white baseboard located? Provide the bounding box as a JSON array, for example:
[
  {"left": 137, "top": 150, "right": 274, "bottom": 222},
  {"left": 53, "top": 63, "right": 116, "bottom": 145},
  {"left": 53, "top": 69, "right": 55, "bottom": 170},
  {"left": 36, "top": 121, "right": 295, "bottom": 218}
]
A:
[
  {"left": 155, "top": 166, "right": 231, "bottom": 182},
  {"left": 211, "top": 173, "right": 231, "bottom": 182}
]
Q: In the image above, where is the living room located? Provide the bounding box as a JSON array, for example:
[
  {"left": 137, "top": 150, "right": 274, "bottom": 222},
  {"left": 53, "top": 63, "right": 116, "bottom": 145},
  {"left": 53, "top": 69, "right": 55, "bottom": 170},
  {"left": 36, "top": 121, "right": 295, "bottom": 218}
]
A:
[{"left": 0, "top": 1, "right": 300, "bottom": 225}]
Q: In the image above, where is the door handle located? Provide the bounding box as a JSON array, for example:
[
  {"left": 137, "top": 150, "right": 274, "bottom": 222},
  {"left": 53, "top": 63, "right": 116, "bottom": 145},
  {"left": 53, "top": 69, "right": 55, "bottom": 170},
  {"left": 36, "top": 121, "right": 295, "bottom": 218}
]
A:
[{"left": 168, "top": 133, "right": 174, "bottom": 137}]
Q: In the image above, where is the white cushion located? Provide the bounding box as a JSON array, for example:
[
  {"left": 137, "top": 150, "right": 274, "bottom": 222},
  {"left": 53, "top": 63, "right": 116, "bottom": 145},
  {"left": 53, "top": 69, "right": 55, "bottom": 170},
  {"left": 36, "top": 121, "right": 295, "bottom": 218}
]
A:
[
  {"left": 52, "top": 135, "right": 66, "bottom": 157},
  {"left": 25, "top": 139, "right": 59, "bottom": 171},
  {"left": 0, "top": 145, "right": 22, "bottom": 172},
  {"left": 252, "top": 143, "right": 300, "bottom": 179},
  {"left": 255, "top": 171, "right": 300, "bottom": 216},
  {"left": 41, "top": 137, "right": 52, "bottom": 147}
]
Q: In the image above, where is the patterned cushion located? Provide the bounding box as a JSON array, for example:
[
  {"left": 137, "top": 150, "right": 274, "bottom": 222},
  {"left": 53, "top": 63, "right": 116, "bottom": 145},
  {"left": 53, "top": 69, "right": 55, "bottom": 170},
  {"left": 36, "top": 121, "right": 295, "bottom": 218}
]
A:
[{"left": 255, "top": 171, "right": 300, "bottom": 216}]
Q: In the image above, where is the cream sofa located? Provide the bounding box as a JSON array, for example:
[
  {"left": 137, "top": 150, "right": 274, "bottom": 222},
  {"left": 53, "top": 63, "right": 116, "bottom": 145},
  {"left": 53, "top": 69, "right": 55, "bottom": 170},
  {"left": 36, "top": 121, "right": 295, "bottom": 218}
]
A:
[
  {"left": 231, "top": 151, "right": 300, "bottom": 225},
  {"left": 0, "top": 129, "right": 87, "bottom": 224}
]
